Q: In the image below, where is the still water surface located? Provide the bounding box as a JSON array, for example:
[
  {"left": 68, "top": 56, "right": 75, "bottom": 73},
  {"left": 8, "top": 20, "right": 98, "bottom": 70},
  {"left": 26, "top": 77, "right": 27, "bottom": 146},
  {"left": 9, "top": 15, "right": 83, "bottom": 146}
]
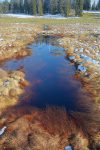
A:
[{"left": 1, "top": 36, "right": 92, "bottom": 112}]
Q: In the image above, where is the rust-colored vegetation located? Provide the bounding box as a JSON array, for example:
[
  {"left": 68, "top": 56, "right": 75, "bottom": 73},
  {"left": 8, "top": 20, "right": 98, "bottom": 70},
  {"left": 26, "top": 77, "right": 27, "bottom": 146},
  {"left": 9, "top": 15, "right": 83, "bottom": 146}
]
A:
[{"left": 0, "top": 105, "right": 99, "bottom": 150}]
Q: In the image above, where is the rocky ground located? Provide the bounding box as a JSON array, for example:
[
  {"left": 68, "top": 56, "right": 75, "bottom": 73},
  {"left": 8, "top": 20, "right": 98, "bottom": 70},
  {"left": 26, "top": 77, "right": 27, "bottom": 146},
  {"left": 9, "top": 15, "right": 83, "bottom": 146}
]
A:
[
  {"left": 57, "top": 24, "right": 100, "bottom": 149},
  {"left": 59, "top": 27, "right": 100, "bottom": 105},
  {"left": 41, "top": 23, "right": 100, "bottom": 149},
  {"left": 43, "top": 23, "right": 100, "bottom": 104}
]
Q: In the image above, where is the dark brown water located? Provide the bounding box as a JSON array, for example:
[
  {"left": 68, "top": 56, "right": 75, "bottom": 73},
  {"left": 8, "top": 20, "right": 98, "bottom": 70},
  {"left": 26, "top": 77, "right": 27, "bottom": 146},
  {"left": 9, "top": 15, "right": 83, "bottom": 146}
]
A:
[{"left": 1, "top": 35, "right": 93, "bottom": 113}]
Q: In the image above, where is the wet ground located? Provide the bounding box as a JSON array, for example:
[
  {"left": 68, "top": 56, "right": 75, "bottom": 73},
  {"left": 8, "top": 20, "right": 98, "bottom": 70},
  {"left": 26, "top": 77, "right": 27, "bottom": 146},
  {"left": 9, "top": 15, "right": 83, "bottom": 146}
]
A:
[{"left": 1, "top": 35, "right": 93, "bottom": 113}]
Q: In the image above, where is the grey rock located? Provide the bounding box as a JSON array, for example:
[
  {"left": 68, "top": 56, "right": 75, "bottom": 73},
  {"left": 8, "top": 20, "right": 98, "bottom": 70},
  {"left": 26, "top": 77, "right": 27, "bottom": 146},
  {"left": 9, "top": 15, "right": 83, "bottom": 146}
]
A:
[
  {"left": 80, "top": 48, "right": 84, "bottom": 53},
  {"left": 69, "top": 56, "right": 75, "bottom": 61},
  {"left": 78, "top": 65, "right": 87, "bottom": 72},
  {"left": 3, "top": 80, "right": 10, "bottom": 87},
  {"left": 74, "top": 48, "right": 78, "bottom": 52}
]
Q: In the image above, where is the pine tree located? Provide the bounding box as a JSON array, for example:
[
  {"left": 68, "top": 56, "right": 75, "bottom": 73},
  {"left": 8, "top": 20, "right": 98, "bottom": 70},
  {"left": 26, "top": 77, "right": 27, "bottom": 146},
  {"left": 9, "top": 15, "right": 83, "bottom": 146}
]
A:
[
  {"left": 50, "top": 0, "right": 58, "bottom": 14},
  {"left": 59, "top": 0, "right": 65, "bottom": 15},
  {"left": 0, "top": 0, "right": 9, "bottom": 13},
  {"left": 38, "top": 0, "right": 43, "bottom": 15},
  {"left": 71, "top": 0, "right": 75, "bottom": 9},
  {"left": 10, "top": 0, "right": 15, "bottom": 13},
  {"left": 33, "top": 0, "right": 37, "bottom": 15},
  {"left": 24, "top": 0, "right": 27, "bottom": 13},
  {"left": 44, "top": 0, "right": 49, "bottom": 13},
  {"left": 0, "top": 0, "right": 86, "bottom": 17},
  {"left": 75, "top": 0, "right": 83, "bottom": 16},
  {"left": 83, "top": 0, "right": 91, "bottom": 10},
  {"left": 65, "top": 0, "right": 71, "bottom": 16},
  {"left": 96, "top": 0, "right": 100, "bottom": 10},
  {"left": 80, "top": 0, "right": 83, "bottom": 15},
  {"left": 92, "top": 1, "right": 96, "bottom": 10},
  {"left": 16, "top": 0, "right": 21, "bottom": 13},
  {"left": 19, "top": 0, "right": 24, "bottom": 13},
  {"left": 29, "top": 0, "right": 34, "bottom": 14}
]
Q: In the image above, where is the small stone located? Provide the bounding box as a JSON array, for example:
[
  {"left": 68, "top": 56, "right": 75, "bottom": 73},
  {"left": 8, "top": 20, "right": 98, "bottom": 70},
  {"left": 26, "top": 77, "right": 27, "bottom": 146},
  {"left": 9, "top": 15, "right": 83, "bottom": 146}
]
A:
[
  {"left": 0, "top": 38, "right": 3, "bottom": 42},
  {"left": 3, "top": 80, "right": 10, "bottom": 87},
  {"left": 69, "top": 56, "right": 75, "bottom": 61},
  {"left": 78, "top": 65, "right": 87, "bottom": 72},
  {"left": 80, "top": 48, "right": 84, "bottom": 53},
  {"left": 74, "top": 48, "right": 78, "bottom": 52}
]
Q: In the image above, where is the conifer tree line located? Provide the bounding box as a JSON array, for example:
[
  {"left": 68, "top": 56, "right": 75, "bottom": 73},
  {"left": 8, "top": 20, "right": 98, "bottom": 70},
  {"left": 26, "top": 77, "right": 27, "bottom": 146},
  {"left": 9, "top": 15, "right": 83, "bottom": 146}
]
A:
[{"left": 0, "top": 0, "right": 100, "bottom": 16}]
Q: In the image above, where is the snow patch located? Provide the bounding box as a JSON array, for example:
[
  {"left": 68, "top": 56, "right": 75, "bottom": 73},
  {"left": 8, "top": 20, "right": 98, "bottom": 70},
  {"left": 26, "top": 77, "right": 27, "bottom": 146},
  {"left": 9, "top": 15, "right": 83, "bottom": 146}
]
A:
[
  {"left": 2, "top": 14, "right": 34, "bottom": 18},
  {"left": 0, "top": 126, "right": 7, "bottom": 136},
  {"left": 1, "top": 13, "right": 80, "bottom": 19},
  {"left": 80, "top": 54, "right": 100, "bottom": 66},
  {"left": 83, "top": 11, "right": 100, "bottom": 14},
  {"left": 0, "top": 38, "right": 3, "bottom": 42}
]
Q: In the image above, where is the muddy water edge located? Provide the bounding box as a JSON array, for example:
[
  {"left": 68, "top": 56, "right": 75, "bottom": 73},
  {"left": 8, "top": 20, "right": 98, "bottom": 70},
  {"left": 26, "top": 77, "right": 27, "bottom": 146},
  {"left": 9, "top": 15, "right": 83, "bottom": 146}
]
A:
[{"left": 0, "top": 35, "right": 99, "bottom": 150}]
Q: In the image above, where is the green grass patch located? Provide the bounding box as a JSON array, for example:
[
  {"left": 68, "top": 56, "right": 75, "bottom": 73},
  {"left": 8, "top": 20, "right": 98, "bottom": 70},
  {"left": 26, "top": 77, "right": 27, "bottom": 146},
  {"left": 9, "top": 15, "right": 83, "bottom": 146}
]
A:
[{"left": 0, "top": 13, "right": 100, "bottom": 25}]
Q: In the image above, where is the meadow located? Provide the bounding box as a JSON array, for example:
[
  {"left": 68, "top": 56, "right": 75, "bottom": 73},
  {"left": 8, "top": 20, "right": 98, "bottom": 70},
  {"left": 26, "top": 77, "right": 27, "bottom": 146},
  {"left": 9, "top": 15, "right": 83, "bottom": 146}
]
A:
[{"left": 0, "top": 13, "right": 100, "bottom": 150}]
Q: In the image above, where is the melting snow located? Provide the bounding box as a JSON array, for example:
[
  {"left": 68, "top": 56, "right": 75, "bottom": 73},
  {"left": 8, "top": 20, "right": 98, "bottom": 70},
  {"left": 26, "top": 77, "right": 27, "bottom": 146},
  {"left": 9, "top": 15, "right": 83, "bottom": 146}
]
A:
[
  {"left": 0, "top": 126, "right": 7, "bottom": 136},
  {"left": 1, "top": 14, "right": 80, "bottom": 19},
  {"left": 80, "top": 54, "right": 100, "bottom": 65},
  {"left": 83, "top": 11, "right": 100, "bottom": 14}
]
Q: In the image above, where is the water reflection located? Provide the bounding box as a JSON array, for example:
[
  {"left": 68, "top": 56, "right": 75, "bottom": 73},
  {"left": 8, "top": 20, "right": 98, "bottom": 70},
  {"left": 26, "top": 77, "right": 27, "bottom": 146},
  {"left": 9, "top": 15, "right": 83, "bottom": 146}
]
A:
[{"left": 1, "top": 35, "right": 93, "bottom": 113}]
